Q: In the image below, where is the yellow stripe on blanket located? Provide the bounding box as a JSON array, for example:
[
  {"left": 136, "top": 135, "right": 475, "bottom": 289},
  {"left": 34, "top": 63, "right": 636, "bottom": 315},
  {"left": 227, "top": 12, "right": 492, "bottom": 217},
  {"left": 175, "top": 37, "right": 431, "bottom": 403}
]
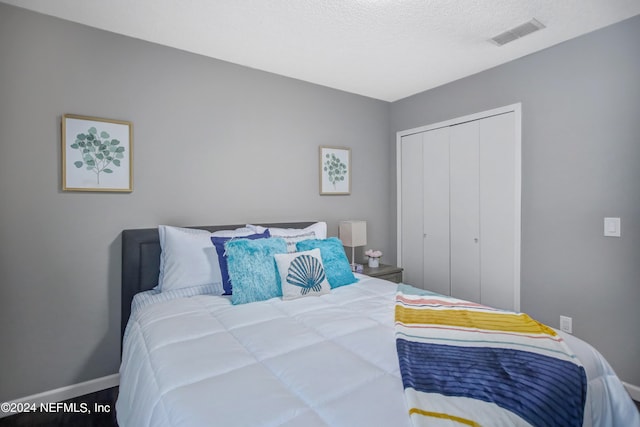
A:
[
  {"left": 409, "top": 408, "right": 480, "bottom": 426},
  {"left": 395, "top": 305, "right": 557, "bottom": 336}
]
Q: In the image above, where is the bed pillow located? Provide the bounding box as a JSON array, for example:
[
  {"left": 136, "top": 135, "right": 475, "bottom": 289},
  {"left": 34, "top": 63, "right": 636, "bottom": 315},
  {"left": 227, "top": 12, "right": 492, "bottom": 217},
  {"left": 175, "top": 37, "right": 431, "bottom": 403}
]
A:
[
  {"left": 247, "top": 222, "right": 327, "bottom": 252},
  {"left": 225, "top": 238, "right": 288, "bottom": 305},
  {"left": 158, "top": 225, "right": 224, "bottom": 293},
  {"left": 211, "top": 230, "right": 271, "bottom": 295},
  {"left": 278, "top": 230, "right": 317, "bottom": 253},
  {"left": 210, "top": 227, "right": 255, "bottom": 238},
  {"left": 158, "top": 225, "right": 256, "bottom": 293},
  {"left": 296, "top": 237, "right": 357, "bottom": 288},
  {"left": 274, "top": 249, "right": 330, "bottom": 300}
]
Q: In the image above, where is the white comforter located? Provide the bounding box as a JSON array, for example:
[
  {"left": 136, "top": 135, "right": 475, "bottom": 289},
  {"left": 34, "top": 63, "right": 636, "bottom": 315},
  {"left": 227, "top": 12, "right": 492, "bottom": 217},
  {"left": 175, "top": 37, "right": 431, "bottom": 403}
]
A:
[{"left": 117, "top": 276, "right": 638, "bottom": 427}]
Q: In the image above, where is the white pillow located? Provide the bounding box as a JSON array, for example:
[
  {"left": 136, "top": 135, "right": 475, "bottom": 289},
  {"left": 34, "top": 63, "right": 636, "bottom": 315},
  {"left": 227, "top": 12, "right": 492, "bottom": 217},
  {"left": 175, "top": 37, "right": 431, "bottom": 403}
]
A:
[
  {"left": 158, "top": 225, "right": 254, "bottom": 292},
  {"left": 246, "top": 222, "right": 327, "bottom": 252},
  {"left": 210, "top": 227, "right": 254, "bottom": 238},
  {"left": 279, "top": 231, "right": 316, "bottom": 253},
  {"left": 274, "top": 248, "right": 331, "bottom": 300}
]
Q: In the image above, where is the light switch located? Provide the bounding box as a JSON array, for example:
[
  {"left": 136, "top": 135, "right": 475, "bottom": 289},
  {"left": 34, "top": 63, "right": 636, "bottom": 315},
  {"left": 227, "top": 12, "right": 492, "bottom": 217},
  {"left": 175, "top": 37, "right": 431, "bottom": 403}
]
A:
[{"left": 604, "top": 217, "right": 621, "bottom": 237}]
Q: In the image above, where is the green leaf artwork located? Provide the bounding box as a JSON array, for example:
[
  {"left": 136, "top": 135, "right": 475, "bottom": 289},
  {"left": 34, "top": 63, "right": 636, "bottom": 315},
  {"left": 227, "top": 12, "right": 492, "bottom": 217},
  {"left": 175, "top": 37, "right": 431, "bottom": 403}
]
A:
[
  {"left": 69, "top": 127, "right": 125, "bottom": 185},
  {"left": 323, "top": 153, "right": 347, "bottom": 188}
]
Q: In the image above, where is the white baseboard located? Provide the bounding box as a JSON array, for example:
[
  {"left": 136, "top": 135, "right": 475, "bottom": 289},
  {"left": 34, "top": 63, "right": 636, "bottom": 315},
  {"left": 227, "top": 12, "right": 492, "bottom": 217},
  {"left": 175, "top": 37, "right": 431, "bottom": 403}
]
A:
[
  {"left": 623, "top": 382, "right": 640, "bottom": 402},
  {"left": 0, "top": 374, "right": 119, "bottom": 419}
]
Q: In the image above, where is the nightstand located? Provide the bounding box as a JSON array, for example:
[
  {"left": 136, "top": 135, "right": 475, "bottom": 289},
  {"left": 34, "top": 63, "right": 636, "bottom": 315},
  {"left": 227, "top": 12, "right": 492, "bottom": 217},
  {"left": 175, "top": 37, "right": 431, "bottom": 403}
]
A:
[{"left": 362, "top": 263, "right": 403, "bottom": 283}]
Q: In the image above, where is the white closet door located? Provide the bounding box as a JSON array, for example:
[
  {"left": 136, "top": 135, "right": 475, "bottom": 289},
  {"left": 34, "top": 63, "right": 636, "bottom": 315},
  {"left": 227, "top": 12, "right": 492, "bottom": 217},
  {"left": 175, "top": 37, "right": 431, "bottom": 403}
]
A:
[
  {"left": 400, "top": 133, "right": 424, "bottom": 288},
  {"left": 480, "top": 112, "right": 517, "bottom": 311},
  {"left": 449, "top": 121, "right": 480, "bottom": 303},
  {"left": 423, "top": 127, "right": 451, "bottom": 295}
]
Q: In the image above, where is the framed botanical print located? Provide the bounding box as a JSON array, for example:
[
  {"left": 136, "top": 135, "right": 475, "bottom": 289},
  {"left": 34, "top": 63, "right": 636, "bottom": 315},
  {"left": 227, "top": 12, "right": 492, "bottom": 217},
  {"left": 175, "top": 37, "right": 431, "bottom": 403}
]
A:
[
  {"left": 319, "top": 146, "right": 351, "bottom": 195},
  {"left": 62, "top": 114, "right": 133, "bottom": 192}
]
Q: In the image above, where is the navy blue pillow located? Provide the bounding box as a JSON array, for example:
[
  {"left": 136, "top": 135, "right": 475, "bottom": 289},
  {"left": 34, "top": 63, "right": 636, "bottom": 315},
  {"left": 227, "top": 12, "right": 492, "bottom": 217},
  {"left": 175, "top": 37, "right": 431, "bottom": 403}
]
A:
[
  {"left": 211, "top": 230, "right": 270, "bottom": 295},
  {"left": 296, "top": 237, "right": 357, "bottom": 288}
]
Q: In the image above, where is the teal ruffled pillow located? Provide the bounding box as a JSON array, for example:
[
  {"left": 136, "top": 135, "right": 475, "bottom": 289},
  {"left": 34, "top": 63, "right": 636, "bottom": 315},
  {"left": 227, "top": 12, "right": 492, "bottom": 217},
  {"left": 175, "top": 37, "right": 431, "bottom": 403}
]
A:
[
  {"left": 225, "top": 237, "right": 288, "bottom": 305},
  {"left": 296, "top": 237, "right": 357, "bottom": 288}
]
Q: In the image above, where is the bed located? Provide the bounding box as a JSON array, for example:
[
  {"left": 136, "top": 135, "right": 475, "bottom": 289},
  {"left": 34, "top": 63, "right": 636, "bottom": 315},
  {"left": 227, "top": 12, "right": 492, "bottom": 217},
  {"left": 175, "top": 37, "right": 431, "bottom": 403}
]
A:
[{"left": 116, "top": 222, "right": 639, "bottom": 427}]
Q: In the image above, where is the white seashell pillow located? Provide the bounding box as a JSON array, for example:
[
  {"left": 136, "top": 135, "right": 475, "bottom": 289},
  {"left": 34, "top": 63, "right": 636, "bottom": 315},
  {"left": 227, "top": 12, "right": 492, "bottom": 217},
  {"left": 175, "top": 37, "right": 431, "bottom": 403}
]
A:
[{"left": 274, "top": 249, "right": 331, "bottom": 300}]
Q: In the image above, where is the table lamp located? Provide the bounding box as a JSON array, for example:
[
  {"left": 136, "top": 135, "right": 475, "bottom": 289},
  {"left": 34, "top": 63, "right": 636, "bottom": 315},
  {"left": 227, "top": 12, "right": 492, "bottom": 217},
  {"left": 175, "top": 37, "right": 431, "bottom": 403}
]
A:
[{"left": 339, "top": 220, "right": 367, "bottom": 270}]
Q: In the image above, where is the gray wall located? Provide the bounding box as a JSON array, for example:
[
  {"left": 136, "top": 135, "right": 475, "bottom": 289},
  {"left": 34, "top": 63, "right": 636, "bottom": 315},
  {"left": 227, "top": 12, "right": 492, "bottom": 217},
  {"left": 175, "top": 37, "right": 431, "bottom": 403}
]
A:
[
  {"left": 0, "top": 4, "right": 391, "bottom": 401},
  {"left": 391, "top": 15, "right": 640, "bottom": 385}
]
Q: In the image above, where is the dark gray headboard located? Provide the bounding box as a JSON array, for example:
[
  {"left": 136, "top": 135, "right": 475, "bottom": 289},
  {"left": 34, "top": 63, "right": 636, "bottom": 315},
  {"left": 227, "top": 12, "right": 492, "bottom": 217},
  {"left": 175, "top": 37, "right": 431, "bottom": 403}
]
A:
[{"left": 121, "top": 222, "right": 317, "bottom": 341}]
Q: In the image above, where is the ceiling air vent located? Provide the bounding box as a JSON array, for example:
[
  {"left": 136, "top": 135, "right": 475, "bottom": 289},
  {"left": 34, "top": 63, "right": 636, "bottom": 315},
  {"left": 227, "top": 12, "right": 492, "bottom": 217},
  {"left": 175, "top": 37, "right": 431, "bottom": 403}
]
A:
[{"left": 490, "top": 18, "right": 546, "bottom": 46}]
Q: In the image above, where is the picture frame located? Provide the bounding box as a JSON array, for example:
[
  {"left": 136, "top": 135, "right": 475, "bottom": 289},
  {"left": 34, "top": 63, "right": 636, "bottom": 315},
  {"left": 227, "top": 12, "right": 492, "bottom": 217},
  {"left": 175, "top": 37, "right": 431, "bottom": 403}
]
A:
[
  {"left": 62, "top": 114, "right": 133, "bottom": 192},
  {"left": 319, "top": 146, "right": 351, "bottom": 195}
]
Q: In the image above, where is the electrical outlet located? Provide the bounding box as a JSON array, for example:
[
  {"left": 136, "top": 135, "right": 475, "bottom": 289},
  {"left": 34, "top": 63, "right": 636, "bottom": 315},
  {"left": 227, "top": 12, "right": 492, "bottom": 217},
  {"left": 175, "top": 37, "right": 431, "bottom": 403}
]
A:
[{"left": 560, "top": 315, "right": 572, "bottom": 334}]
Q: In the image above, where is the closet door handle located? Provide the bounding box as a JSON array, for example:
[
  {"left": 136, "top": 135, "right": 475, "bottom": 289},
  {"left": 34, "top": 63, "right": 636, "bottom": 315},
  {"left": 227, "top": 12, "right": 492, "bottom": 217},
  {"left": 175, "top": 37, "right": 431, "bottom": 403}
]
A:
[{"left": 474, "top": 238, "right": 479, "bottom": 243}]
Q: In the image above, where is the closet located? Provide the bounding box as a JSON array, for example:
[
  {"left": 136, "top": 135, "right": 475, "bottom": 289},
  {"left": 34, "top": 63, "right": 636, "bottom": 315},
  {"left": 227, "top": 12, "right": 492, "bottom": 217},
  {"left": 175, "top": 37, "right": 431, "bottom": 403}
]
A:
[{"left": 397, "top": 105, "right": 521, "bottom": 311}]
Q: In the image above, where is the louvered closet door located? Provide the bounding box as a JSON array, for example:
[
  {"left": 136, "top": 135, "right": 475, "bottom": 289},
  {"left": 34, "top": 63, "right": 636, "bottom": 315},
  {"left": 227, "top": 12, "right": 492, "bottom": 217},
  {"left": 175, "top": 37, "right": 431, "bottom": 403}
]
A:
[
  {"left": 449, "top": 121, "right": 480, "bottom": 304},
  {"left": 400, "top": 132, "right": 424, "bottom": 288},
  {"left": 422, "top": 127, "right": 450, "bottom": 295}
]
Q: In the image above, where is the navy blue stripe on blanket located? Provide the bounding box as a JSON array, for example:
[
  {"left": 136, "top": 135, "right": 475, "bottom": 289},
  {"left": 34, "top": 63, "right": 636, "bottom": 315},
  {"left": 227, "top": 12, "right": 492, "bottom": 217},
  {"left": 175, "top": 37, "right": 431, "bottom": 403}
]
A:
[{"left": 396, "top": 339, "right": 586, "bottom": 427}]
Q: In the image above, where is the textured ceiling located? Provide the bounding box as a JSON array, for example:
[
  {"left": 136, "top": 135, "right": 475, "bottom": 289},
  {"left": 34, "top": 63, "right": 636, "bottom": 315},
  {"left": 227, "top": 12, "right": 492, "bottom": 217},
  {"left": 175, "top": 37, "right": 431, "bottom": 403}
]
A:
[{"left": 3, "top": 0, "right": 640, "bottom": 101}]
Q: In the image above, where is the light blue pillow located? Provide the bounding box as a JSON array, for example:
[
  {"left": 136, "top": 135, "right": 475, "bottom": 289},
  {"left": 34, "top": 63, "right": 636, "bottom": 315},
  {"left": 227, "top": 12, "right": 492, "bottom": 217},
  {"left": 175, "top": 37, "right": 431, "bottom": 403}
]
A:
[
  {"left": 296, "top": 237, "right": 357, "bottom": 288},
  {"left": 225, "top": 237, "right": 288, "bottom": 305},
  {"left": 211, "top": 230, "right": 270, "bottom": 295}
]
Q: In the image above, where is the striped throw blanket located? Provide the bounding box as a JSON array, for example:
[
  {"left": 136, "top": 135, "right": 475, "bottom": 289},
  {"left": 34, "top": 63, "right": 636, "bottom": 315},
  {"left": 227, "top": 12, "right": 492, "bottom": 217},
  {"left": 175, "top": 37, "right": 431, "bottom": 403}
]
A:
[{"left": 395, "top": 284, "right": 586, "bottom": 427}]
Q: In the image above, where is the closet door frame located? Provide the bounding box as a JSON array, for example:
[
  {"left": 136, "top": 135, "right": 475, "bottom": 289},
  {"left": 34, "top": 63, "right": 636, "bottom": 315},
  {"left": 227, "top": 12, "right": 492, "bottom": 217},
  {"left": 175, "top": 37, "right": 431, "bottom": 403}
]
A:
[{"left": 396, "top": 103, "right": 522, "bottom": 311}]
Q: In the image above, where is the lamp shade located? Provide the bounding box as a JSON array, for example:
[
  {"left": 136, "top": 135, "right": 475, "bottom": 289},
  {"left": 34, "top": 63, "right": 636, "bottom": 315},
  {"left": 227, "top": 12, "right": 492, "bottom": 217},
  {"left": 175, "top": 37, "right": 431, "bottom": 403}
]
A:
[{"left": 339, "top": 220, "right": 367, "bottom": 247}]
